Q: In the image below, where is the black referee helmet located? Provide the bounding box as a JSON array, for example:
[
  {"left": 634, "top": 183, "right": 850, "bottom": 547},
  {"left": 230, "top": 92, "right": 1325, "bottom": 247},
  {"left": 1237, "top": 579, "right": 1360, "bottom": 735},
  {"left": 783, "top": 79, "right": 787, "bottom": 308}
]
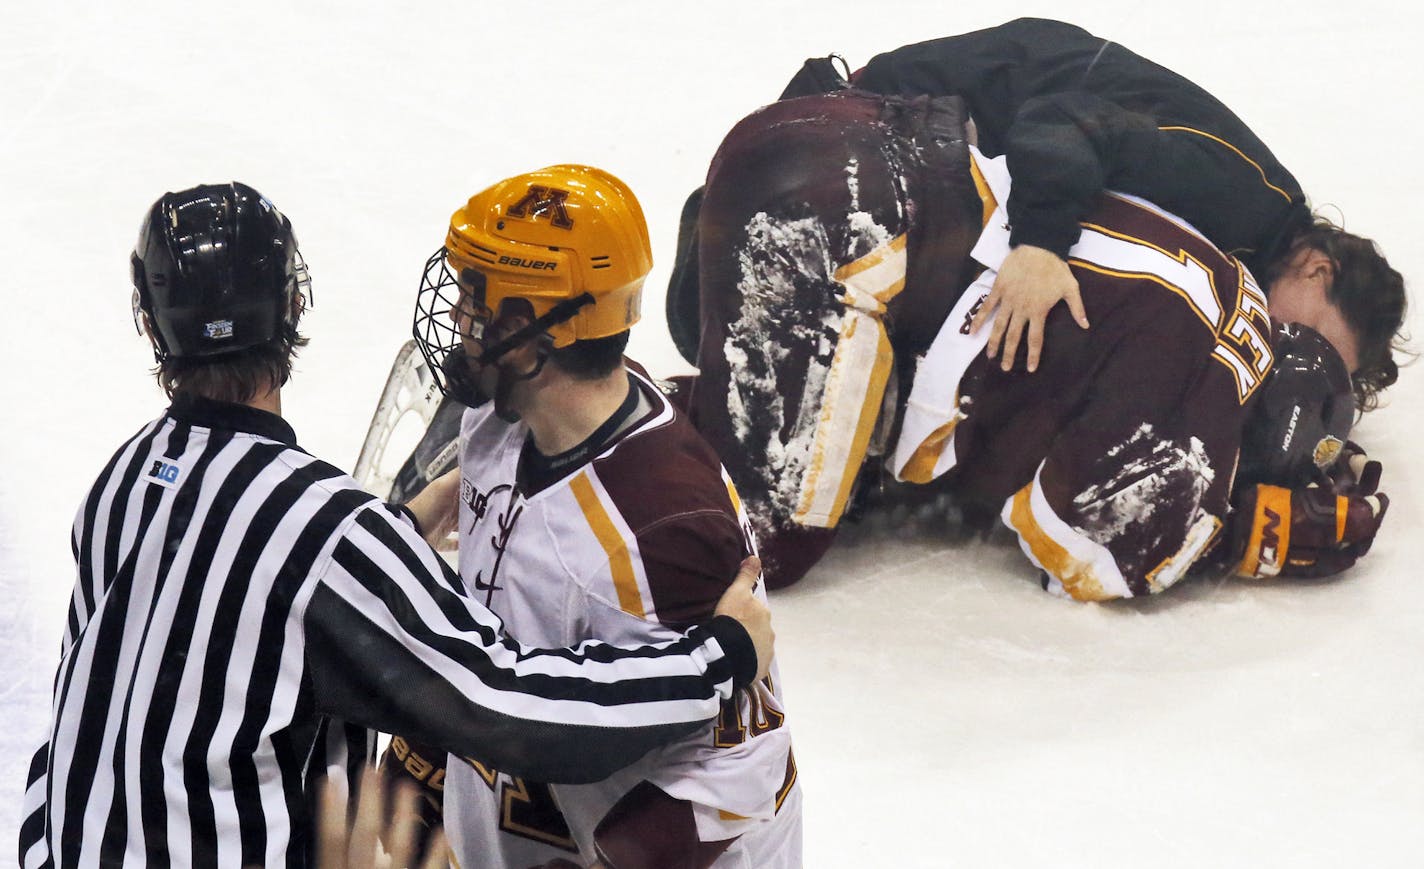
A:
[{"left": 131, "top": 182, "right": 310, "bottom": 360}]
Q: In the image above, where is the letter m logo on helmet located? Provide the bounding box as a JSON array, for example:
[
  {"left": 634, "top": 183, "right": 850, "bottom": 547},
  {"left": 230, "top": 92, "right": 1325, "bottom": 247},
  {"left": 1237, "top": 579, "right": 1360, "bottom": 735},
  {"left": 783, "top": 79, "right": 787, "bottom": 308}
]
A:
[
  {"left": 437, "top": 165, "right": 653, "bottom": 349},
  {"left": 506, "top": 185, "right": 575, "bottom": 230}
]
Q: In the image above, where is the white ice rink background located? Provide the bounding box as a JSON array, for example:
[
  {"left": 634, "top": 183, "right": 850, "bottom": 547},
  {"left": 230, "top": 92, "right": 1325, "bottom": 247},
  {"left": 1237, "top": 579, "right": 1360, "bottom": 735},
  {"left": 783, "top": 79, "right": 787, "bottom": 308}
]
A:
[{"left": 2, "top": 1, "right": 1421, "bottom": 865}]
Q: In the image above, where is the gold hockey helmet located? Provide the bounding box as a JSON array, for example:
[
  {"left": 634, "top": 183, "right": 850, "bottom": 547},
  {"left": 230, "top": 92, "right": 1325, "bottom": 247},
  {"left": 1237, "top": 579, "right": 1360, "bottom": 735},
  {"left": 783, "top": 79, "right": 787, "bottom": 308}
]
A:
[{"left": 444, "top": 164, "right": 651, "bottom": 347}]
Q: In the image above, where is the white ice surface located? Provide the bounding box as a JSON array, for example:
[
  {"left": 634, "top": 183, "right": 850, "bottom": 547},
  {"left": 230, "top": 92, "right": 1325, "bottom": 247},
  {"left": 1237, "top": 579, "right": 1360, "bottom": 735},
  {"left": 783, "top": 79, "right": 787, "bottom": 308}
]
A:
[{"left": 3, "top": 1, "right": 1422, "bottom": 866}]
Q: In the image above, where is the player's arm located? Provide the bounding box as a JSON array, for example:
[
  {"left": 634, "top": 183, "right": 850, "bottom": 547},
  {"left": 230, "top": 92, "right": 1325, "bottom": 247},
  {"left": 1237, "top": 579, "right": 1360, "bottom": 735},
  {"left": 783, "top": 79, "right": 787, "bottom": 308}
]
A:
[
  {"left": 303, "top": 504, "right": 770, "bottom": 784},
  {"left": 396, "top": 467, "right": 460, "bottom": 547},
  {"left": 857, "top": 19, "right": 1297, "bottom": 262},
  {"left": 586, "top": 511, "right": 792, "bottom": 860},
  {"left": 853, "top": 17, "right": 1101, "bottom": 103},
  {"left": 854, "top": 20, "right": 1118, "bottom": 252}
]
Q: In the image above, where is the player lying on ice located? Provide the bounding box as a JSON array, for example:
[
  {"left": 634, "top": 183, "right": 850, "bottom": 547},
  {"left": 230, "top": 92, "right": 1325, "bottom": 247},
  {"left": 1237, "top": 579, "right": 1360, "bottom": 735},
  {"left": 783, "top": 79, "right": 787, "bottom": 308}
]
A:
[
  {"left": 662, "top": 21, "right": 1404, "bottom": 600},
  {"left": 376, "top": 166, "right": 802, "bottom": 869}
]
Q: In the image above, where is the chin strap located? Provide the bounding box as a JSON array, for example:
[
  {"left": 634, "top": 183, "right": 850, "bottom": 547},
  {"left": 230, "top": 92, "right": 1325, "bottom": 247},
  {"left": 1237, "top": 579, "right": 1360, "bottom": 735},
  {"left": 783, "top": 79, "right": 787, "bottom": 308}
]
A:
[
  {"left": 442, "top": 292, "right": 595, "bottom": 417},
  {"left": 477, "top": 292, "right": 595, "bottom": 365},
  {"left": 490, "top": 336, "right": 556, "bottom": 423}
]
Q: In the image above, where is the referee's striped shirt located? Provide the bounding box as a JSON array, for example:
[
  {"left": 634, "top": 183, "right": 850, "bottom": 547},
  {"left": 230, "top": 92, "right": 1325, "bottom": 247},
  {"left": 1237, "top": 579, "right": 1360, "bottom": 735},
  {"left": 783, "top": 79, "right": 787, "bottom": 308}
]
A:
[{"left": 18, "top": 394, "right": 756, "bottom": 868}]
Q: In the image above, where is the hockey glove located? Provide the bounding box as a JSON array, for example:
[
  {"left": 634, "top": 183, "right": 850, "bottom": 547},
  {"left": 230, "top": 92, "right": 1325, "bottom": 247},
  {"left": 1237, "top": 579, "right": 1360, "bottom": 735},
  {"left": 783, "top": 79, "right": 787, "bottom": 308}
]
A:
[{"left": 1232, "top": 482, "right": 1388, "bottom": 579}]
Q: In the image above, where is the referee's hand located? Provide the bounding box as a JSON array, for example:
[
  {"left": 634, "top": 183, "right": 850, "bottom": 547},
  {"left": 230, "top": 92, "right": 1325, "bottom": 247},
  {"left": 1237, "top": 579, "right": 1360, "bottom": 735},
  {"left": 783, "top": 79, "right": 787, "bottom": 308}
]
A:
[
  {"left": 713, "top": 556, "right": 774, "bottom": 682},
  {"left": 317, "top": 766, "right": 448, "bottom": 869}
]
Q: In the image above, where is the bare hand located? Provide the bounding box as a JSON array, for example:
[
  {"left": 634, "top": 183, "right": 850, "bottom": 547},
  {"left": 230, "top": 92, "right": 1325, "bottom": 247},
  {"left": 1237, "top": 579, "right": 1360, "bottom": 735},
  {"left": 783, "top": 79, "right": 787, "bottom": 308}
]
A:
[
  {"left": 404, "top": 468, "right": 461, "bottom": 549},
  {"left": 316, "top": 766, "right": 448, "bottom": 869},
  {"left": 712, "top": 556, "right": 774, "bottom": 682},
  {"left": 970, "top": 245, "right": 1089, "bottom": 372}
]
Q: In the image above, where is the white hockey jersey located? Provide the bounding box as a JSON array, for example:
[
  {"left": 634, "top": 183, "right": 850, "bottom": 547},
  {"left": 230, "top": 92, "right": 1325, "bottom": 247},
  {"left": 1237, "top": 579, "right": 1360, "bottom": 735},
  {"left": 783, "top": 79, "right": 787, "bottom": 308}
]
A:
[{"left": 442, "top": 365, "right": 801, "bottom": 868}]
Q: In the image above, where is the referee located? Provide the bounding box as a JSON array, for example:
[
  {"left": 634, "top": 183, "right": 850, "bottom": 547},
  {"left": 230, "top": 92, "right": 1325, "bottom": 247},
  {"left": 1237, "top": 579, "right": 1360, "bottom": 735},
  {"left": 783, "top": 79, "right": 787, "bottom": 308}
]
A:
[{"left": 18, "top": 182, "right": 773, "bottom": 868}]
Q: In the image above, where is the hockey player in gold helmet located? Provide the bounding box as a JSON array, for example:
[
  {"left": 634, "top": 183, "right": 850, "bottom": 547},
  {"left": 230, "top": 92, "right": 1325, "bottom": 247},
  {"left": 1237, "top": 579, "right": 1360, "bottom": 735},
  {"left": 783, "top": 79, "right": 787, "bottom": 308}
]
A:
[
  {"left": 413, "top": 164, "right": 653, "bottom": 420},
  {"left": 393, "top": 166, "right": 804, "bottom": 866}
]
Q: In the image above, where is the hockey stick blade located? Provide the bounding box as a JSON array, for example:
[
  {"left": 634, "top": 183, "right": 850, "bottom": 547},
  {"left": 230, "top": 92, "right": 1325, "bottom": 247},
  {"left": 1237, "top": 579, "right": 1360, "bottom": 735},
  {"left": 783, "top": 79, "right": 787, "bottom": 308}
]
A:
[{"left": 353, "top": 340, "right": 445, "bottom": 499}]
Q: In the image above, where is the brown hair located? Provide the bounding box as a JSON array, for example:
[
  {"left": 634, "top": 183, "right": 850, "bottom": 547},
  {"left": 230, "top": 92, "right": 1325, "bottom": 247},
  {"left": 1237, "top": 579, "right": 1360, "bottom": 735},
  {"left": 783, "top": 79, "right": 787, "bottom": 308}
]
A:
[
  {"left": 1266, "top": 217, "right": 1407, "bottom": 412},
  {"left": 154, "top": 321, "right": 308, "bottom": 403}
]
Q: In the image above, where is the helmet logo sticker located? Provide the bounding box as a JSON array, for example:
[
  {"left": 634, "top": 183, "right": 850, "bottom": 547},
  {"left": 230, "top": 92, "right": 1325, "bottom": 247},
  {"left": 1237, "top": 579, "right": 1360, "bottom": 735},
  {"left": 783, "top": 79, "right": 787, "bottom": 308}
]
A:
[
  {"left": 496, "top": 255, "right": 557, "bottom": 271},
  {"left": 203, "top": 319, "right": 234, "bottom": 340},
  {"left": 1313, "top": 436, "right": 1344, "bottom": 468},
  {"left": 506, "top": 185, "right": 574, "bottom": 229}
]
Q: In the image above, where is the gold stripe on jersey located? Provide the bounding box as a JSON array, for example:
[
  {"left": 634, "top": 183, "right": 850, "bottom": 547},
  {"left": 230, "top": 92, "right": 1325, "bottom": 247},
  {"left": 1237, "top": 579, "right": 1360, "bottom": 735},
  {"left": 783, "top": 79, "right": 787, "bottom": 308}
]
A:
[
  {"left": 1071, "top": 260, "right": 1217, "bottom": 333},
  {"left": 968, "top": 152, "right": 997, "bottom": 227},
  {"left": 1078, "top": 216, "right": 1224, "bottom": 301},
  {"left": 1004, "top": 478, "right": 1132, "bottom": 602},
  {"left": 570, "top": 472, "right": 646, "bottom": 618},
  {"left": 792, "top": 234, "right": 907, "bottom": 527},
  {"left": 1008, "top": 485, "right": 1108, "bottom": 601},
  {"left": 1157, "top": 126, "right": 1295, "bottom": 204},
  {"left": 1075, "top": 204, "right": 1272, "bottom": 404},
  {"left": 724, "top": 477, "right": 743, "bottom": 517},
  {"left": 833, "top": 232, "right": 908, "bottom": 313},
  {"left": 1211, "top": 343, "right": 1259, "bottom": 401},
  {"left": 775, "top": 750, "right": 798, "bottom": 812},
  {"left": 897, "top": 411, "right": 961, "bottom": 485},
  {"left": 1069, "top": 224, "right": 1224, "bottom": 332}
]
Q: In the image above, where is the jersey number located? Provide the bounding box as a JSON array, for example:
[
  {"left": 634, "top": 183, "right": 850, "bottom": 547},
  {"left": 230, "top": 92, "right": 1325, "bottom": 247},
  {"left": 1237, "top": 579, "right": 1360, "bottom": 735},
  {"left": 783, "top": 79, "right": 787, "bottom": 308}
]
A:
[
  {"left": 714, "top": 677, "right": 786, "bottom": 747},
  {"left": 463, "top": 759, "right": 579, "bottom": 853},
  {"left": 1211, "top": 271, "right": 1273, "bottom": 403}
]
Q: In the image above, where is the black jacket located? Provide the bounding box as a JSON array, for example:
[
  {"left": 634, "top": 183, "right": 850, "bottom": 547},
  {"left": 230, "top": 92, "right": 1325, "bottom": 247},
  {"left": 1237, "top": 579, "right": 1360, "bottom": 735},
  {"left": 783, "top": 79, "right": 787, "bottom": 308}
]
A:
[{"left": 855, "top": 17, "right": 1311, "bottom": 278}]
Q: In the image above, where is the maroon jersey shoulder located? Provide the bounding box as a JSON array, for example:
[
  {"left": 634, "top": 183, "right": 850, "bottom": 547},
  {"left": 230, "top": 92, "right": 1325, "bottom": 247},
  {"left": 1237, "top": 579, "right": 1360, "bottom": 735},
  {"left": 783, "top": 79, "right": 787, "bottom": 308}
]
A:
[{"left": 593, "top": 365, "right": 750, "bottom": 627}]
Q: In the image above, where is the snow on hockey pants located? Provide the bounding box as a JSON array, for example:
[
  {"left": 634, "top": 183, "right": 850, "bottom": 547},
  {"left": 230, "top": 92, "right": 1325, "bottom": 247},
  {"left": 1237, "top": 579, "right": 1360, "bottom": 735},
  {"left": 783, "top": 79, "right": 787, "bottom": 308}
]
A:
[{"left": 682, "top": 90, "right": 983, "bottom": 588}]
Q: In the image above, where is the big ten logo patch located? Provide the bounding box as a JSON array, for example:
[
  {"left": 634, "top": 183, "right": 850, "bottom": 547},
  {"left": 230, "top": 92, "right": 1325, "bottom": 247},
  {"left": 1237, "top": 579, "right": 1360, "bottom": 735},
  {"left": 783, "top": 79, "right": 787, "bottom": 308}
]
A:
[
  {"left": 146, "top": 458, "right": 183, "bottom": 489},
  {"left": 459, "top": 477, "right": 522, "bottom": 605}
]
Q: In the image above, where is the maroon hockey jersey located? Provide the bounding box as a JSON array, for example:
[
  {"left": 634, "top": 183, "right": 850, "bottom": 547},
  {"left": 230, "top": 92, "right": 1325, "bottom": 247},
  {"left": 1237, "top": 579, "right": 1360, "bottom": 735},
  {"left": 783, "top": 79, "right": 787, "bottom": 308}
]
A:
[{"left": 892, "top": 151, "right": 1273, "bottom": 599}]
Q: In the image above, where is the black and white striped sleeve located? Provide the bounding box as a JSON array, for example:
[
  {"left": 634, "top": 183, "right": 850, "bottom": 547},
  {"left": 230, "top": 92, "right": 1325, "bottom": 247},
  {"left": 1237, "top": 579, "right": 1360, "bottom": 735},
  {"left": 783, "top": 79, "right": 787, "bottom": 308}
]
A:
[{"left": 302, "top": 506, "right": 755, "bottom": 784}]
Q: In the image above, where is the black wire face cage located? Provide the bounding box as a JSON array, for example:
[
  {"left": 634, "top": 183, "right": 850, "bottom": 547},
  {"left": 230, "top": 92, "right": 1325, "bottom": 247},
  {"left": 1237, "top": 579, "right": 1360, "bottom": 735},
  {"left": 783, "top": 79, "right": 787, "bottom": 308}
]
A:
[
  {"left": 291, "top": 248, "right": 313, "bottom": 316},
  {"left": 413, "top": 247, "right": 492, "bottom": 400}
]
